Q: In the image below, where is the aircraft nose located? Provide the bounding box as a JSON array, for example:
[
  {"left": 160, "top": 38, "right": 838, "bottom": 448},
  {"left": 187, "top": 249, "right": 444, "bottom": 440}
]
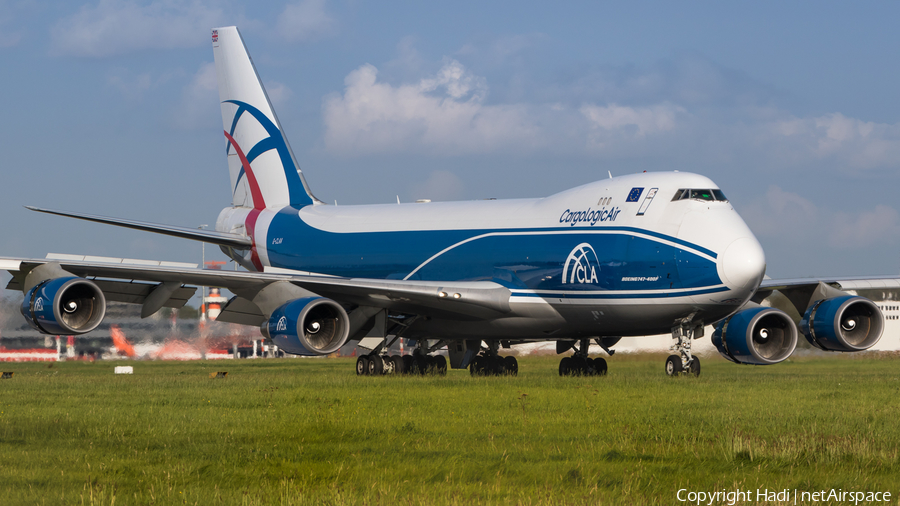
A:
[{"left": 718, "top": 237, "right": 766, "bottom": 290}]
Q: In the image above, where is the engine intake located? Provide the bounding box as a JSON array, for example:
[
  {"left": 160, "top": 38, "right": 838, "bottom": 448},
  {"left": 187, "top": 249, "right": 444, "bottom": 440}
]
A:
[
  {"left": 267, "top": 297, "right": 350, "bottom": 356},
  {"left": 800, "top": 296, "right": 883, "bottom": 351},
  {"left": 21, "top": 277, "right": 106, "bottom": 335},
  {"left": 712, "top": 307, "right": 798, "bottom": 365}
]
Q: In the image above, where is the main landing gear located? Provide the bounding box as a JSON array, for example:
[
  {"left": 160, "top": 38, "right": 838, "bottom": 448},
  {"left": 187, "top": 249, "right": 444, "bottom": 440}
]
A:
[
  {"left": 469, "top": 341, "right": 518, "bottom": 376},
  {"left": 355, "top": 353, "right": 447, "bottom": 376},
  {"left": 356, "top": 335, "right": 448, "bottom": 376},
  {"left": 666, "top": 318, "right": 701, "bottom": 377},
  {"left": 559, "top": 338, "right": 608, "bottom": 377}
]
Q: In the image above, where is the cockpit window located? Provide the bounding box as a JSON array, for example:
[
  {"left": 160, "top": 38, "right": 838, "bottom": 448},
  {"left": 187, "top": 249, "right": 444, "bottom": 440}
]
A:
[
  {"left": 671, "top": 189, "right": 689, "bottom": 201},
  {"left": 690, "top": 189, "right": 714, "bottom": 201},
  {"left": 671, "top": 188, "right": 728, "bottom": 202}
]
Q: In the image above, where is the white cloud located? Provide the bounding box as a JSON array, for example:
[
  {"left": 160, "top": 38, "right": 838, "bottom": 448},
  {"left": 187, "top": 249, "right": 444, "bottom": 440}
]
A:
[
  {"left": 770, "top": 113, "right": 900, "bottom": 171},
  {"left": 275, "top": 0, "right": 336, "bottom": 42},
  {"left": 320, "top": 51, "right": 900, "bottom": 178},
  {"left": 172, "top": 61, "right": 217, "bottom": 129},
  {"left": 741, "top": 185, "right": 900, "bottom": 250},
  {"left": 832, "top": 205, "right": 900, "bottom": 249},
  {"left": 409, "top": 170, "right": 465, "bottom": 202},
  {"left": 581, "top": 103, "right": 685, "bottom": 149},
  {"left": 322, "top": 60, "right": 541, "bottom": 154},
  {"left": 51, "top": 0, "right": 226, "bottom": 57}
]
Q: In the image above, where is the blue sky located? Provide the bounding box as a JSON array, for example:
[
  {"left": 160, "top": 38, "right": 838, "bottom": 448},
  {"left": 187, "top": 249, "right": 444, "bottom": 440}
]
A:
[{"left": 2, "top": 0, "right": 900, "bottom": 281}]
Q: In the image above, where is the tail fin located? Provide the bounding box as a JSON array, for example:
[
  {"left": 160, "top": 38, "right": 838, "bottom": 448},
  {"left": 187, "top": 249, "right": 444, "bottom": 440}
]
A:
[{"left": 212, "top": 26, "right": 319, "bottom": 209}]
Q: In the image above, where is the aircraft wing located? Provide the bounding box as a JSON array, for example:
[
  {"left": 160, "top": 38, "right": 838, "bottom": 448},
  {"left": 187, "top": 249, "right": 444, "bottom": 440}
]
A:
[
  {"left": 1, "top": 256, "right": 512, "bottom": 323},
  {"left": 752, "top": 276, "right": 900, "bottom": 322}
]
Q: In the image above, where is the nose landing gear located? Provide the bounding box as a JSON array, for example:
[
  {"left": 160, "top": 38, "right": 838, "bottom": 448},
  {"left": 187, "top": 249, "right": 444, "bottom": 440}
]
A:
[{"left": 666, "top": 318, "right": 702, "bottom": 377}]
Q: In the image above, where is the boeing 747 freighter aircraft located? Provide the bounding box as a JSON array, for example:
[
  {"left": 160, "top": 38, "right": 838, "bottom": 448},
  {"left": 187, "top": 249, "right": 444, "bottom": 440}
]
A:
[{"left": 3, "top": 27, "right": 898, "bottom": 377}]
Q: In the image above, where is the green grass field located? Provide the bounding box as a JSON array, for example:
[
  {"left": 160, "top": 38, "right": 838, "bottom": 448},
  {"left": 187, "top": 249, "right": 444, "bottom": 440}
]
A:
[{"left": 1, "top": 353, "right": 899, "bottom": 505}]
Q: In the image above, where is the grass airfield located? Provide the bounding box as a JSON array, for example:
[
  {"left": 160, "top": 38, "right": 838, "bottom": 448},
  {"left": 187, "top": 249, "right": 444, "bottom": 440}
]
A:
[{"left": 1, "top": 354, "right": 899, "bottom": 505}]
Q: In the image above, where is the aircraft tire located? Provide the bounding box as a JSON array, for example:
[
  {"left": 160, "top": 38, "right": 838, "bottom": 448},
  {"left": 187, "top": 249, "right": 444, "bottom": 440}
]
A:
[
  {"left": 356, "top": 355, "right": 369, "bottom": 376},
  {"left": 434, "top": 355, "right": 447, "bottom": 375},
  {"left": 415, "top": 354, "right": 429, "bottom": 375},
  {"left": 559, "top": 356, "right": 572, "bottom": 376},
  {"left": 594, "top": 357, "right": 608, "bottom": 376},
  {"left": 503, "top": 356, "right": 518, "bottom": 376},
  {"left": 470, "top": 356, "right": 484, "bottom": 376},
  {"left": 688, "top": 357, "right": 701, "bottom": 377},
  {"left": 665, "top": 355, "right": 683, "bottom": 376},
  {"left": 571, "top": 356, "right": 587, "bottom": 376},
  {"left": 367, "top": 355, "right": 384, "bottom": 375},
  {"left": 401, "top": 355, "right": 414, "bottom": 374},
  {"left": 391, "top": 355, "right": 405, "bottom": 374},
  {"left": 489, "top": 356, "right": 503, "bottom": 375}
]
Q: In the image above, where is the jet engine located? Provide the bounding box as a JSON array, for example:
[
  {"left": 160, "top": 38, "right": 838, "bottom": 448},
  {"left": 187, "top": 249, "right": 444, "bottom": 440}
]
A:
[
  {"left": 266, "top": 297, "right": 350, "bottom": 356},
  {"left": 712, "top": 307, "right": 797, "bottom": 365},
  {"left": 20, "top": 277, "right": 106, "bottom": 335},
  {"left": 800, "top": 295, "right": 883, "bottom": 351}
]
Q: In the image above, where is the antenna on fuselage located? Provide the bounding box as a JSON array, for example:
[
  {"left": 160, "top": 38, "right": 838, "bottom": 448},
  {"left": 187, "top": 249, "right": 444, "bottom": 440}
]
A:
[
  {"left": 396, "top": 195, "right": 400, "bottom": 204},
  {"left": 608, "top": 171, "right": 612, "bottom": 179}
]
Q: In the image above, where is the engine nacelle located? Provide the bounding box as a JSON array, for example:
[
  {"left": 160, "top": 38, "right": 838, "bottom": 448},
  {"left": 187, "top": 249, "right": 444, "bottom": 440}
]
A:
[
  {"left": 712, "top": 307, "right": 798, "bottom": 365},
  {"left": 800, "top": 296, "right": 883, "bottom": 351},
  {"left": 21, "top": 277, "right": 106, "bottom": 335},
  {"left": 266, "top": 297, "right": 350, "bottom": 356}
]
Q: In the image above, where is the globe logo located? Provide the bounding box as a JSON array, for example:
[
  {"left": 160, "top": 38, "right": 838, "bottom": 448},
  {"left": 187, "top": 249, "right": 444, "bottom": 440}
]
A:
[
  {"left": 276, "top": 316, "right": 288, "bottom": 332},
  {"left": 34, "top": 297, "right": 44, "bottom": 312},
  {"left": 562, "top": 243, "right": 600, "bottom": 284}
]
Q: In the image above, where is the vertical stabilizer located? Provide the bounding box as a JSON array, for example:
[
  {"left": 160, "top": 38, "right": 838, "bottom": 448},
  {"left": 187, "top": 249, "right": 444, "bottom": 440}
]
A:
[{"left": 212, "top": 26, "right": 318, "bottom": 209}]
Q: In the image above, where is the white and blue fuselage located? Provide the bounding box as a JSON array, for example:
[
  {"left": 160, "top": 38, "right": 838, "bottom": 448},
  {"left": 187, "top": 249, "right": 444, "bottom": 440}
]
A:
[{"left": 216, "top": 171, "right": 766, "bottom": 340}]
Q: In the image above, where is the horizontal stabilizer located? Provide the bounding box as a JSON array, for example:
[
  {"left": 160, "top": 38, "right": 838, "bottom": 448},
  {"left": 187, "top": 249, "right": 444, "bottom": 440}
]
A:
[{"left": 26, "top": 206, "right": 251, "bottom": 248}]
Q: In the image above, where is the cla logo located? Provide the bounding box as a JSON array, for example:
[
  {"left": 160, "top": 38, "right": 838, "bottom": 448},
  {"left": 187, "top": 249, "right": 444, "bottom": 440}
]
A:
[
  {"left": 276, "top": 316, "right": 287, "bottom": 332},
  {"left": 562, "top": 243, "right": 601, "bottom": 284},
  {"left": 34, "top": 297, "right": 44, "bottom": 312}
]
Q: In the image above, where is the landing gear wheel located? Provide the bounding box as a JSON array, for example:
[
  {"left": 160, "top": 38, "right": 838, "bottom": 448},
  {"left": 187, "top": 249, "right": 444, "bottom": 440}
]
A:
[
  {"left": 491, "top": 356, "right": 505, "bottom": 375},
  {"left": 434, "top": 355, "right": 447, "bottom": 375},
  {"left": 414, "top": 354, "right": 429, "bottom": 375},
  {"left": 665, "top": 355, "right": 683, "bottom": 376},
  {"left": 391, "top": 355, "right": 405, "bottom": 374},
  {"left": 559, "top": 356, "right": 572, "bottom": 376},
  {"left": 584, "top": 357, "right": 596, "bottom": 376},
  {"left": 688, "top": 357, "right": 701, "bottom": 377},
  {"left": 367, "top": 355, "right": 384, "bottom": 375},
  {"left": 593, "top": 357, "right": 608, "bottom": 376},
  {"left": 503, "top": 356, "right": 518, "bottom": 376},
  {"left": 356, "top": 355, "right": 369, "bottom": 376},
  {"left": 571, "top": 356, "right": 586, "bottom": 376},
  {"left": 401, "top": 355, "right": 414, "bottom": 374},
  {"left": 470, "top": 356, "right": 484, "bottom": 376}
]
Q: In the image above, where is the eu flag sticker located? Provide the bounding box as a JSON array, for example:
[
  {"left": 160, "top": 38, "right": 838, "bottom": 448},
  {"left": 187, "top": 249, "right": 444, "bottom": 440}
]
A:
[{"left": 626, "top": 187, "right": 644, "bottom": 202}]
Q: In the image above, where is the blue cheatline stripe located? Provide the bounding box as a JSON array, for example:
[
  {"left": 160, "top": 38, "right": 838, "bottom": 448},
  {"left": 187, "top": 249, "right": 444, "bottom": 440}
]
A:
[
  {"left": 509, "top": 286, "right": 730, "bottom": 299},
  {"left": 223, "top": 100, "right": 313, "bottom": 207}
]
